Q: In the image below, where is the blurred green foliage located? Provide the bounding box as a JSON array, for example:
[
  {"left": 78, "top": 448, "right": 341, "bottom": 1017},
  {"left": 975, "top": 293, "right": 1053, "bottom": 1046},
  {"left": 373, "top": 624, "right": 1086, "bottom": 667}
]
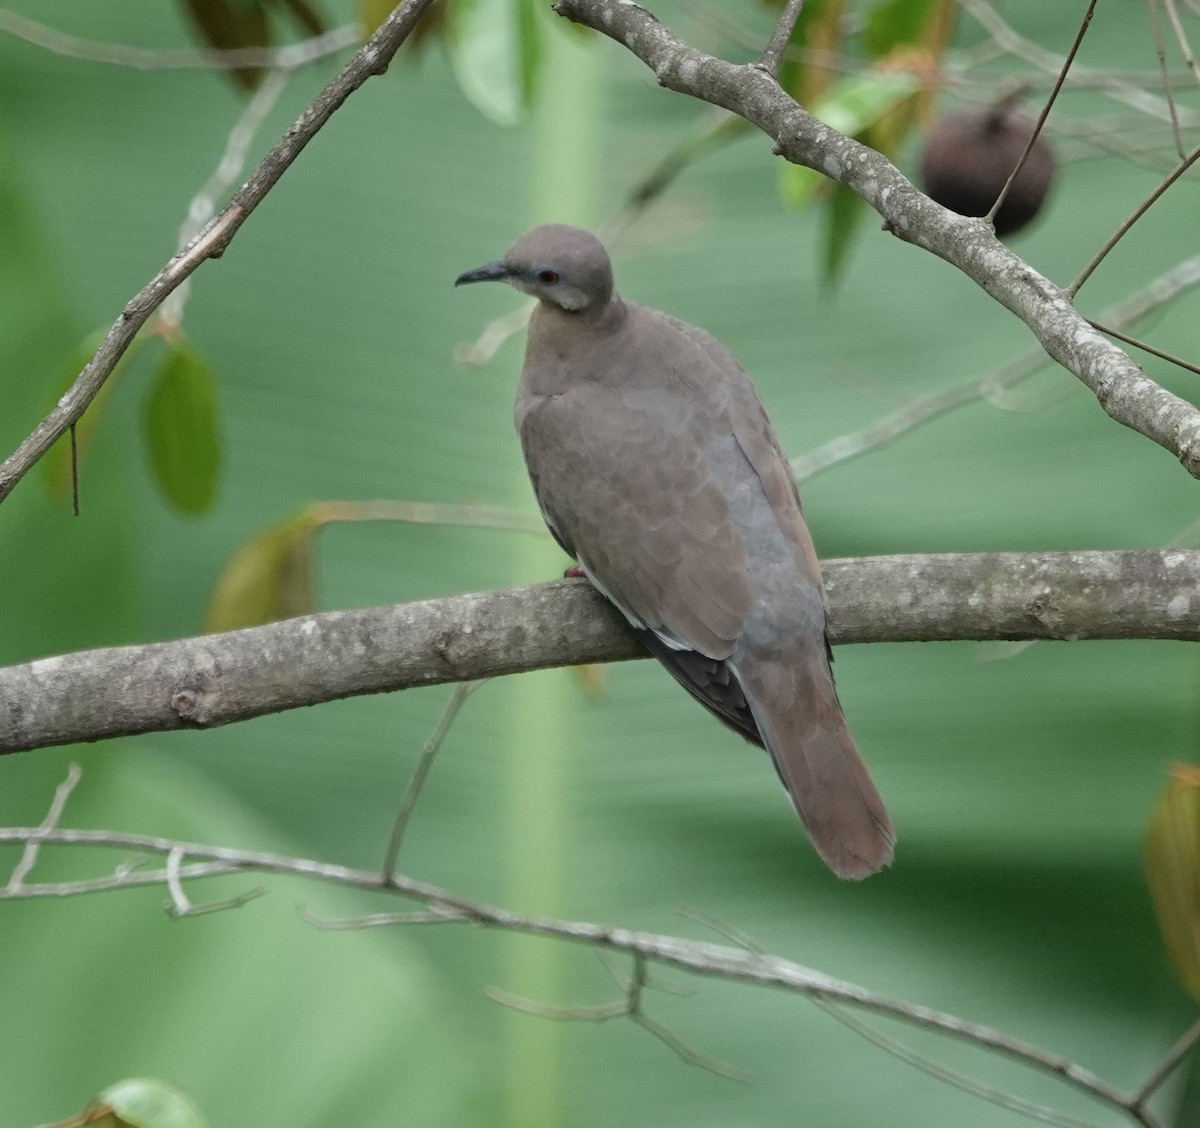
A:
[{"left": 1, "top": 2, "right": 1199, "bottom": 1127}]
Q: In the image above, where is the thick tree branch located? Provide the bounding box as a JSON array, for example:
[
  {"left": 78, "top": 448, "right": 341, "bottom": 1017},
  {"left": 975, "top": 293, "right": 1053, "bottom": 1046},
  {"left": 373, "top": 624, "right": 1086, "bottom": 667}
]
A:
[
  {"left": 0, "top": 0, "right": 437, "bottom": 505},
  {"left": 554, "top": 0, "right": 1200, "bottom": 480},
  {"left": 2, "top": 550, "right": 1198, "bottom": 753}
]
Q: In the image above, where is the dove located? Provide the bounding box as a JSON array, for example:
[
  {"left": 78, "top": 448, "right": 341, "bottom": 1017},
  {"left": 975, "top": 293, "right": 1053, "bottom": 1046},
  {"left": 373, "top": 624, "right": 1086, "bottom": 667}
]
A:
[{"left": 456, "top": 224, "right": 893, "bottom": 878}]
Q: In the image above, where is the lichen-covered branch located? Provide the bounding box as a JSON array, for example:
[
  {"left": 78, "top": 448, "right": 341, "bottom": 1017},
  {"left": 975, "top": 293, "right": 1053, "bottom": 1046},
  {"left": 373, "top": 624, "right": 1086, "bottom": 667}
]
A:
[
  {"left": 2, "top": 550, "right": 1198, "bottom": 754},
  {"left": 554, "top": 0, "right": 1200, "bottom": 479}
]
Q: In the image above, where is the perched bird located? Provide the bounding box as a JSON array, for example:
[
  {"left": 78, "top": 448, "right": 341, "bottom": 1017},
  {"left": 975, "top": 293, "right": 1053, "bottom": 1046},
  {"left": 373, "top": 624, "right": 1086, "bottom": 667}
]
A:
[{"left": 455, "top": 225, "right": 894, "bottom": 878}]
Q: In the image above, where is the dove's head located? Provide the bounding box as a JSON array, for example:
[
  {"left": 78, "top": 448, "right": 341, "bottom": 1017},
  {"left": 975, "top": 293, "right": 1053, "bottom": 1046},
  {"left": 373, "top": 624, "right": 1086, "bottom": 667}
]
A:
[{"left": 455, "top": 224, "right": 614, "bottom": 313}]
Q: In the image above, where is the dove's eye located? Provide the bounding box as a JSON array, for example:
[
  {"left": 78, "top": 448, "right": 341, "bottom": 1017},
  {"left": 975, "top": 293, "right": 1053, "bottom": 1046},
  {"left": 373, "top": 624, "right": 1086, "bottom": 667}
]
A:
[{"left": 536, "top": 270, "right": 559, "bottom": 285}]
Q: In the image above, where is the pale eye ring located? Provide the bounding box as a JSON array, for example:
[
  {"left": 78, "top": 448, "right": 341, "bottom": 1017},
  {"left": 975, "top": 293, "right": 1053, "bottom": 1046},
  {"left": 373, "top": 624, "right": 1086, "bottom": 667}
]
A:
[{"left": 536, "top": 269, "right": 560, "bottom": 285}]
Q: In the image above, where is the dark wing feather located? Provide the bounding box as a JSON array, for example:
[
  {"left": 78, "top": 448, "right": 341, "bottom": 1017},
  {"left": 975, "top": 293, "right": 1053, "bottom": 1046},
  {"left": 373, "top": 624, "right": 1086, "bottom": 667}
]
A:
[{"left": 631, "top": 627, "right": 763, "bottom": 747}]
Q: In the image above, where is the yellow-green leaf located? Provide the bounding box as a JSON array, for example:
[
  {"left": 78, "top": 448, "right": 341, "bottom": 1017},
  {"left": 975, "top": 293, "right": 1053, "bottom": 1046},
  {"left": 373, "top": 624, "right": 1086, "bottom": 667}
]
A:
[
  {"left": 180, "top": 0, "right": 270, "bottom": 90},
  {"left": 572, "top": 662, "right": 607, "bottom": 697},
  {"left": 864, "top": 0, "right": 943, "bottom": 58},
  {"left": 823, "top": 178, "right": 868, "bottom": 283},
  {"left": 42, "top": 328, "right": 144, "bottom": 501},
  {"left": 778, "top": 70, "right": 920, "bottom": 211},
  {"left": 1145, "top": 764, "right": 1200, "bottom": 1000},
  {"left": 446, "top": 0, "right": 528, "bottom": 125},
  {"left": 91, "top": 1078, "right": 207, "bottom": 1128},
  {"left": 359, "top": 0, "right": 395, "bottom": 37},
  {"left": 205, "top": 513, "right": 317, "bottom": 631},
  {"left": 142, "top": 341, "right": 222, "bottom": 515},
  {"left": 271, "top": 0, "right": 326, "bottom": 37}
]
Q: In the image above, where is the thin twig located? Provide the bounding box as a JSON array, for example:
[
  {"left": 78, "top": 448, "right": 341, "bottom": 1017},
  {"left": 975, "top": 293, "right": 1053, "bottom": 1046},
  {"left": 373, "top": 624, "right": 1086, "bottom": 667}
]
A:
[
  {"left": 165, "top": 846, "right": 191, "bottom": 915},
  {"left": 0, "top": 9, "right": 360, "bottom": 71},
  {"left": 757, "top": 0, "right": 806, "bottom": 79},
  {"left": 4, "top": 762, "right": 81, "bottom": 892},
  {"left": 69, "top": 424, "right": 79, "bottom": 517},
  {"left": 489, "top": 955, "right": 751, "bottom": 1081},
  {"left": 453, "top": 302, "right": 535, "bottom": 368},
  {"left": 812, "top": 1000, "right": 1111, "bottom": 1128},
  {"left": 1129, "top": 1016, "right": 1200, "bottom": 1109},
  {"left": 0, "top": 0, "right": 439, "bottom": 505},
  {"left": 1086, "top": 320, "right": 1200, "bottom": 377},
  {"left": 791, "top": 253, "right": 1200, "bottom": 481},
  {"left": 0, "top": 821, "right": 1159, "bottom": 1120},
  {"left": 1162, "top": 0, "right": 1200, "bottom": 87},
  {"left": 555, "top": 0, "right": 1200, "bottom": 478},
  {"left": 604, "top": 112, "right": 751, "bottom": 244},
  {"left": 959, "top": 0, "right": 1189, "bottom": 125},
  {"left": 161, "top": 69, "right": 291, "bottom": 329},
  {"left": 311, "top": 499, "right": 546, "bottom": 536},
  {"left": 0, "top": 830, "right": 1142, "bottom": 1118},
  {"left": 985, "top": 0, "right": 1096, "bottom": 228},
  {"left": 381, "top": 680, "right": 484, "bottom": 882},
  {"left": 1145, "top": 0, "right": 1186, "bottom": 158},
  {"left": 1069, "top": 140, "right": 1200, "bottom": 296},
  {"left": 487, "top": 985, "right": 628, "bottom": 1022}
]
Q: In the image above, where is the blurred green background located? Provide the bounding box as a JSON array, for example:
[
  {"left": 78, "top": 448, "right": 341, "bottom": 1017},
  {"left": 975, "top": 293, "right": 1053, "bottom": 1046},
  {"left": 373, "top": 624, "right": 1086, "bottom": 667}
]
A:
[{"left": 1, "top": 1, "right": 1198, "bottom": 1125}]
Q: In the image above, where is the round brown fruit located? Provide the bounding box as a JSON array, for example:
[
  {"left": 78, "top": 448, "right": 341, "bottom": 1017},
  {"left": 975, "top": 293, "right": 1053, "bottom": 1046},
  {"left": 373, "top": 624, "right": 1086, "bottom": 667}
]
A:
[{"left": 919, "top": 104, "right": 1056, "bottom": 237}]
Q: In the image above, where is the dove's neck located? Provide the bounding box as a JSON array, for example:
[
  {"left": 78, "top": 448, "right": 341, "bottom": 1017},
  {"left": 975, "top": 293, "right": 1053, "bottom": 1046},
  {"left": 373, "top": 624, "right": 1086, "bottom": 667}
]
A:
[{"left": 528, "top": 293, "right": 628, "bottom": 361}]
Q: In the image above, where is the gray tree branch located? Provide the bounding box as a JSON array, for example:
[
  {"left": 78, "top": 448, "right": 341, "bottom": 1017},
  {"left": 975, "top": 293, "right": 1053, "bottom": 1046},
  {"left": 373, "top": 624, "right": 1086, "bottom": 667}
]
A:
[
  {"left": 0, "top": 0, "right": 437, "bottom": 505},
  {"left": 2, "top": 550, "right": 1198, "bottom": 754},
  {"left": 0, "top": 821, "right": 1169, "bottom": 1127},
  {"left": 555, "top": 0, "right": 1200, "bottom": 480}
]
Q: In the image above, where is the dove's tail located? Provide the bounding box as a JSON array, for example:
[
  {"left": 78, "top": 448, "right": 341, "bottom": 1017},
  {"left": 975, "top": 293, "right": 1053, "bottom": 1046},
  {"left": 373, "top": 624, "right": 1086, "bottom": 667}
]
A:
[{"left": 734, "top": 651, "right": 894, "bottom": 880}]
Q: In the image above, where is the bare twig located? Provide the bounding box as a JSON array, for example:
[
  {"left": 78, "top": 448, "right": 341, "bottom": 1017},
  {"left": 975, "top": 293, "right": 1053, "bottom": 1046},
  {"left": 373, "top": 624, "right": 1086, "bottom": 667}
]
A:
[
  {"left": 757, "top": 0, "right": 806, "bottom": 79},
  {"left": 959, "top": 0, "right": 1192, "bottom": 126},
  {"left": 5, "top": 552, "right": 1200, "bottom": 754},
  {"left": 1086, "top": 320, "right": 1200, "bottom": 377},
  {"left": 553, "top": 0, "right": 1200, "bottom": 478},
  {"left": 312, "top": 499, "right": 546, "bottom": 537},
  {"left": 1129, "top": 1016, "right": 1200, "bottom": 1110},
  {"left": 0, "top": 0, "right": 439, "bottom": 505},
  {"left": 1146, "top": 0, "right": 1186, "bottom": 158},
  {"left": 1069, "top": 141, "right": 1200, "bottom": 297},
  {"left": 381, "top": 680, "right": 484, "bottom": 881},
  {"left": 164, "top": 844, "right": 265, "bottom": 917},
  {"left": 0, "top": 821, "right": 1169, "bottom": 1123},
  {"left": 4, "top": 762, "right": 81, "bottom": 892},
  {"left": 812, "top": 1000, "right": 1112, "bottom": 1128},
  {"left": 604, "top": 112, "right": 751, "bottom": 244},
  {"left": 0, "top": 9, "right": 360, "bottom": 71},
  {"left": 161, "top": 69, "right": 291, "bottom": 329},
  {"left": 985, "top": 0, "right": 1096, "bottom": 229},
  {"left": 1162, "top": 0, "right": 1200, "bottom": 87},
  {"left": 454, "top": 302, "right": 535, "bottom": 368},
  {"left": 793, "top": 253, "right": 1200, "bottom": 480}
]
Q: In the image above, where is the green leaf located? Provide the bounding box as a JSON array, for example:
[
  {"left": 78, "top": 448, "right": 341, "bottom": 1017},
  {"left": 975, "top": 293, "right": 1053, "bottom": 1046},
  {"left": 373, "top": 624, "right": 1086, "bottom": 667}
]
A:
[
  {"left": 271, "top": 0, "right": 326, "bottom": 37},
  {"left": 822, "top": 179, "right": 869, "bottom": 283},
  {"left": 359, "top": 0, "right": 395, "bottom": 37},
  {"left": 777, "top": 70, "right": 919, "bottom": 211},
  {"left": 205, "top": 512, "right": 317, "bottom": 631},
  {"left": 142, "top": 340, "right": 222, "bottom": 515},
  {"left": 445, "top": 0, "right": 531, "bottom": 125},
  {"left": 91, "top": 1078, "right": 208, "bottom": 1128},
  {"left": 179, "top": 0, "right": 270, "bottom": 90},
  {"left": 864, "top": 0, "right": 944, "bottom": 58},
  {"left": 517, "top": 0, "right": 544, "bottom": 106},
  {"left": 1145, "top": 764, "right": 1200, "bottom": 1001},
  {"left": 810, "top": 70, "right": 920, "bottom": 138},
  {"left": 41, "top": 328, "right": 145, "bottom": 501}
]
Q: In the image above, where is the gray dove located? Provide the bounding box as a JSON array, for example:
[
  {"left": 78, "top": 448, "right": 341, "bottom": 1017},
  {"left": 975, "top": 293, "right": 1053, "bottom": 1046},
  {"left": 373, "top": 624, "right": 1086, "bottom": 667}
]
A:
[{"left": 455, "top": 224, "right": 894, "bottom": 879}]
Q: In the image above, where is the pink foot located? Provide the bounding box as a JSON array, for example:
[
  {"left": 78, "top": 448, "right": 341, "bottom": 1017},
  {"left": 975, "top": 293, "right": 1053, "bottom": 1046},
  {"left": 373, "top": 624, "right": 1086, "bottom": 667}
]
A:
[{"left": 564, "top": 565, "right": 586, "bottom": 579}]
